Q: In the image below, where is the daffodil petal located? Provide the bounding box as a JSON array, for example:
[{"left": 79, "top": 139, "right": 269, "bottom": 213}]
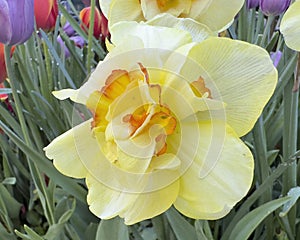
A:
[
  {"left": 52, "top": 89, "right": 79, "bottom": 101},
  {"left": 86, "top": 173, "right": 179, "bottom": 225},
  {"left": 43, "top": 120, "right": 95, "bottom": 178},
  {"left": 146, "top": 13, "right": 216, "bottom": 42},
  {"left": 140, "top": 0, "right": 191, "bottom": 20},
  {"left": 110, "top": 21, "right": 192, "bottom": 50},
  {"left": 107, "top": 0, "right": 144, "bottom": 27},
  {"left": 99, "top": 0, "right": 111, "bottom": 18},
  {"left": 196, "top": 0, "right": 244, "bottom": 31},
  {"left": 121, "top": 179, "right": 179, "bottom": 225},
  {"left": 174, "top": 122, "right": 253, "bottom": 219},
  {"left": 184, "top": 37, "right": 277, "bottom": 136},
  {"left": 280, "top": 1, "right": 300, "bottom": 51},
  {"left": 86, "top": 174, "right": 137, "bottom": 219},
  {"left": 187, "top": 0, "right": 212, "bottom": 19}
]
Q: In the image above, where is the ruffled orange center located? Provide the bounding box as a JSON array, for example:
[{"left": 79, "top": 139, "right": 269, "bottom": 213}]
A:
[
  {"left": 190, "top": 76, "right": 212, "bottom": 98},
  {"left": 123, "top": 104, "right": 177, "bottom": 156},
  {"left": 86, "top": 64, "right": 178, "bottom": 157}
]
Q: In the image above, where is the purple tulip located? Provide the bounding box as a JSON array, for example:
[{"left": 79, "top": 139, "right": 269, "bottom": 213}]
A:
[
  {"left": 0, "top": 0, "right": 34, "bottom": 45},
  {"left": 57, "top": 35, "right": 85, "bottom": 58},
  {"left": 270, "top": 51, "right": 282, "bottom": 67},
  {"left": 260, "top": 0, "right": 291, "bottom": 16},
  {"left": 247, "top": 0, "right": 259, "bottom": 9},
  {"left": 63, "top": 22, "right": 75, "bottom": 37}
]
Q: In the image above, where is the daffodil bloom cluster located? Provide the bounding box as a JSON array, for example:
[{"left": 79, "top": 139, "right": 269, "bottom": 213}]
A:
[
  {"left": 44, "top": 17, "right": 277, "bottom": 224},
  {"left": 100, "top": 0, "right": 244, "bottom": 32},
  {"left": 280, "top": 0, "right": 300, "bottom": 51}
]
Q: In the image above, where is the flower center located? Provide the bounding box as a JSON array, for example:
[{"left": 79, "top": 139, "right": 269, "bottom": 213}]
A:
[
  {"left": 156, "top": 0, "right": 179, "bottom": 11},
  {"left": 123, "top": 104, "right": 177, "bottom": 156}
]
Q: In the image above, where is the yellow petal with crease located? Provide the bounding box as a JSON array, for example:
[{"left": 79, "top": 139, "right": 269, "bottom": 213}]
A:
[
  {"left": 146, "top": 13, "right": 216, "bottom": 42},
  {"left": 280, "top": 1, "right": 300, "bottom": 51},
  {"left": 110, "top": 21, "right": 192, "bottom": 51},
  {"left": 43, "top": 120, "right": 95, "bottom": 178},
  {"left": 174, "top": 122, "right": 253, "bottom": 219},
  {"left": 107, "top": 0, "right": 144, "bottom": 27},
  {"left": 86, "top": 174, "right": 137, "bottom": 219},
  {"left": 86, "top": 173, "right": 179, "bottom": 225},
  {"left": 184, "top": 37, "right": 277, "bottom": 136},
  {"left": 121, "top": 179, "right": 179, "bottom": 225}
]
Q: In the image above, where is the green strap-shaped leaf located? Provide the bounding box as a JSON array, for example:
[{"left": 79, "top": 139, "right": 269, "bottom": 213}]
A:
[
  {"left": 229, "top": 197, "right": 291, "bottom": 240},
  {"left": 96, "top": 217, "right": 129, "bottom": 240},
  {"left": 165, "top": 207, "right": 197, "bottom": 240}
]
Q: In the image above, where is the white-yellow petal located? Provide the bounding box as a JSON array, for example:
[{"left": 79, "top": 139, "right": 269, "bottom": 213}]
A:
[
  {"left": 183, "top": 37, "right": 277, "bottom": 136},
  {"left": 43, "top": 120, "right": 95, "bottom": 178},
  {"left": 196, "top": 0, "right": 244, "bottom": 31},
  {"left": 107, "top": 0, "right": 144, "bottom": 27},
  {"left": 110, "top": 21, "right": 193, "bottom": 50},
  {"left": 280, "top": 1, "right": 300, "bottom": 51},
  {"left": 174, "top": 122, "right": 254, "bottom": 219},
  {"left": 146, "top": 13, "right": 217, "bottom": 42}
]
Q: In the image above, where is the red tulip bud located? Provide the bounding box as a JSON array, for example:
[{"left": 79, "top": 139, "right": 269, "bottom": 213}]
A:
[
  {"left": 34, "top": 0, "right": 59, "bottom": 32},
  {"left": 80, "top": 7, "right": 108, "bottom": 40},
  {"left": 0, "top": 43, "right": 15, "bottom": 83}
]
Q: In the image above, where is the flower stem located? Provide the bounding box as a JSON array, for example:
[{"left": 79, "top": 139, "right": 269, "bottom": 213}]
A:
[
  {"left": 282, "top": 52, "right": 299, "bottom": 236},
  {"left": 86, "top": 0, "right": 96, "bottom": 74},
  {"left": 4, "top": 45, "right": 56, "bottom": 225},
  {"left": 4, "top": 46, "right": 31, "bottom": 144},
  {"left": 259, "top": 15, "right": 275, "bottom": 47}
]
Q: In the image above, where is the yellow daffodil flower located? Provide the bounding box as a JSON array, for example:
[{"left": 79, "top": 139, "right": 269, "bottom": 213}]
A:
[
  {"left": 44, "top": 22, "right": 277, "bottom": 224},
  {"left": 280, "top": 0, "right": 300, "bottom": 51},
  {"left": 100, "top": 0, "right": 244, "bottom": 32}
]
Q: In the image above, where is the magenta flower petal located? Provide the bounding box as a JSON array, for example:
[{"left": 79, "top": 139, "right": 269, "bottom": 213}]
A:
[{"left": 0, "top": 0, "right": 34, "bottom": 45}]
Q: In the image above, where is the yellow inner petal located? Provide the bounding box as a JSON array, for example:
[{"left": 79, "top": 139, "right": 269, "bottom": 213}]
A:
[{"left": 156, "top": 0, "right": 180, "bottom": 11}]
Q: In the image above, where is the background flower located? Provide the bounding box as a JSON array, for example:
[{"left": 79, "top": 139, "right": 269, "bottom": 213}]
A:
[
  {"left": 100, "top": 0, "right": 244, "bottom": 32},
  {"left": 34, "top": 0, "right": 59, "bottom": 32},
  {"left": 0, "top": 43, "right": 15, "bottom": 83},
  {"left": 0, "top": 0, "right": 34, "bottom": 45},
  {"left": 80, "top": 6, "right": 108, "bottom": 40},
  {"left": 260, "top": 0, "right": 291, "bottom": 16},
  {"left": 280, "top": 0, "right": 300, "bottom": 51}
]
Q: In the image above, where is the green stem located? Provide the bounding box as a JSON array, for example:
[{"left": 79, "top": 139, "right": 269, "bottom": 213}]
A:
[
  {"left": 252, "top": 117, "right": 273, "bottom": 238},
  {"left": 4, "top": 46, "right": 31, "bottom": 144},
  {"left": 282, "top": 52, "right": 299, "bottom": 237},
  {"left": 86, "top": 0, "right": 96, "bottom": 73},
  {"left": 4, "top": 45, "right": 56, "bottom": 225},
  {"left": 259, "top": 15, "right": 275, "bottom": 47}
]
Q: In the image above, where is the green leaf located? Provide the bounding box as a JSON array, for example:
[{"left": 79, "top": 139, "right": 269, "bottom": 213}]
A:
[
  {"left": 96, "top": 218, "right": 129, "bottom": 240},
  {"left": 152, "top": 215, "right": 167, "bottom": 240},
  {"left": 0, "top": 121, "right": 87, "bottom": 204},
  {"left": 0, "top": 222, "right": 16, "bottom": 240},
  {"left": 280, "top": 187, "right": 300, "bottom": 217},
  {"left": 15, "top": 225, "right": 44, "bottom": 240},
  {"left": 229, "top": 197, "right": 291, "bottom": 240},
  {"left": 165, "top": 207, "right": 197, "bottom": 240},
  {"left": 0, "top": 183, "right": 22, "bottom": 218},
  {"left": 2, "top": 177, "right": 16, "bottom": 185},
  {"left": 44, "top": 223, "right": 65, "bottom": 240}
]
